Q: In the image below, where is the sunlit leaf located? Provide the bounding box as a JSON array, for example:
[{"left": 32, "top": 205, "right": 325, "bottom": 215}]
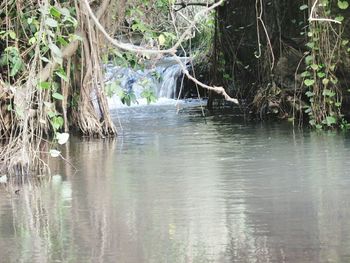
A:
[
  {"left": 38, "top": 81, "right": 51, "bottom": 90},
  {"left": 57, "top": 132, "right": 69, "bottom": 145},
  {"left": 49, "top": 6, "right": 61, "bottom": 18},
  {"left": 300, "top": 4, "right": 308, "bottom": 10},
  {"left": 9, "top": 31, "right": 16, "bottom": 40},
  {"left": 45, "top": 18, "right": 58, "bottom": 27},
  {"left": 304, "top": 79, "right": 315, "bottom": 86},
  {"left": 335, "top": 16, "right": 345, "bottom": 22},
  {"left": 326, "top": 116, "right": 336, "bottom": 126},
  {"left": 55, "top": 68, "right": 68, "bottom": 82},
  {"left": 52, "top": 92, "right": 64, "bottom": 100},
  {"left": 338, "top": 1, "right": 349, "bottom": 9},
  {"left": 50, "top": 149, "right": 61, "bottom": 158},
  {"left": 49, "top": 43, "right": 62, "bottom": 58},
  {"left": 158, "top": 34, "right": 166, "bottom": 46}
]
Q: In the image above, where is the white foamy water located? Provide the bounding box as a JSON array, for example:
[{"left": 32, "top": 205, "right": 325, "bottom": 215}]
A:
[{"left": 104, "top": 57, "right": 189, "bottom": 109}]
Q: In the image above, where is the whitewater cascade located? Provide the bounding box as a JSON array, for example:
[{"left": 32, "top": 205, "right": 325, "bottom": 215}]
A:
[{"left": 104, "top": 57, "right": 189, "bottom": 108}]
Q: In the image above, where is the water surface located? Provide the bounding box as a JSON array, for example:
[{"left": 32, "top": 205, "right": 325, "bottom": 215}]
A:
[{"left": 1, "top": 104, "right": 350, "bottom": 262}]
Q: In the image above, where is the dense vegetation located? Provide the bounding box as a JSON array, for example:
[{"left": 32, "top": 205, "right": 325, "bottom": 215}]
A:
[
  {"left": 214, "top": 0, "right": 350, "bottom": 129},
  {"left": 1, "top": 0, "right": 350, "bottom": 176}
]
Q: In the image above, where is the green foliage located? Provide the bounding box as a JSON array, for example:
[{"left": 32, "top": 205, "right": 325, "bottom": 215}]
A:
[
  {"left": 141, "top": 88, "right": 157, "bottom": 104},
  {"left": 120, "top": 90, "right": 137, "bottom": 106},
  {"left": 338, "top": 1, "right": 349, "bottom": 9},
  {"left": 0, "top": 2, "right": 76, "bottom": 139},
  {"left": 0, "top": 47, "right": 23, "bottom": 77},
  {"left": 105, "top": 72, "right": 160, "bottom": 106},
  {"left": 300, "top": 0, "right": 349, "bottom": 129},
  {"left": 105, "top": 81, "right": 121, "bottom": 98}
]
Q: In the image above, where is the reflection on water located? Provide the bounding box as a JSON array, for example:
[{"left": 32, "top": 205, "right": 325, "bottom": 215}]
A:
[{"left": 1, "top": 105, "right": 350, "bottom": 262}]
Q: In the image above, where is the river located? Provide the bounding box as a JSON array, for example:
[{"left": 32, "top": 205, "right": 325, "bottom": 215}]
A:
[{"left": 1, "top": 103, "right": 350, "bottom": 263}]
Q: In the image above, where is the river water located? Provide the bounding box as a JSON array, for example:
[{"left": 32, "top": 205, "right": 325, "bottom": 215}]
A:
[{"left": 1, "top": 103, "right": 350, "bottom": 263}]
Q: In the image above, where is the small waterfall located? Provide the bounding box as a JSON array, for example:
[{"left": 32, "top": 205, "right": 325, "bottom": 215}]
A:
[{"left": 104, "top": 57, "right": 188, "bottom": 108}]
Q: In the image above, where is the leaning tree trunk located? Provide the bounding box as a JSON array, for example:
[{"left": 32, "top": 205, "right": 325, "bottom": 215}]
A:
[{"left": 0, "top": 0, "right": 125, "bottom": 176}]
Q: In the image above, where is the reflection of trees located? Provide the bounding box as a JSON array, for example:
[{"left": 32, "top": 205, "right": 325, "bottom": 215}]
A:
[
  {"left": 1, "top": 124, "right": 350, "bottom": 262},
  {"left": 0, "top": 177, "right": 74, "bottom": 262},
  {"left": 0, "top": 138, "right": 120, "bottom": 263},
  {"left": 218, "top": 126, "right": 350, "bottom": 262}
]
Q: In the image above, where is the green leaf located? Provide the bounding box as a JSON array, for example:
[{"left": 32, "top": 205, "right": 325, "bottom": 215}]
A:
[
  {"left": 55, "top": 68, "right": 68, "bottom": 82},
  {"left": 40, "top": 56, "right": 51, "bottom": 63},
  {"left": 335, "top": 16, "right": 344, "bottom": 22},
  {"left": 300, "top": 4, "right": 308, "bottom": 10},
  {"left": 38, "top": 81, "right": 51, "bottom": 90},
  {"left": 60, "top": 7, "right": 71, "bottom": 17},
  {"left": 310, "top": 64, "right": 319, "bottom": 71},
  {"left": 322, "top": 89, "right": 335, "bottom": 97},
  {"left": 28, "top": 36, "right": 36, "bottom": 45},
  {"left": 49, "top": 43, "right": 63, "bottom": 65},
  {"left": 52, "top": 92, "right": 64, "bottom": 100},
  {"left": 57, "top": 132, "right": 69, "bottom": 145},
  {"left": 105, "top": 81, "right": 121, "bottom": 97},
  {"left": 306, "top": 42, "right": 315, "bottom": 49},
  {"left": 304, "top": 79, "right": 315, "bottom": 87},
  {"left": 317, "top": 72, "right": 326, "bottom": 78},
  {"left": 301, "top": 71, "right": 311, "bottom": 77},
  {"left": 326, "top": 116, "right": 336, "bottom": 126},
  {"left": 305, "top": 91, "right": 315, "bottom": 97},
  {"left": 305, "top": 55, "right": 313, "bottom": 65},
  {"left": 47, "top": 111, "right": 57, "bottom": 118},
  {"left": 49, "top": 6, "right": 61, "bottom": 18},
  {"left": 48, "top": 43, "right": 62, "bottom": 58},
  {"left": 9, "top": 31, "right": 16, "bottom": 40},
  {"left": 223, "top": 73, "right": 231, "bottom": 79},
  {"left": 330, "top": 77, "right": 338, "bottom": 84},
  {"left": 57, "top": 36, "right": 68, "bottom": 46},
  {"left": 10, "top": 58, "right": 22, "bottom": 77},
  {"left": 51, "top": 116, "right": 64, "bottom": 130},
  {"left": 338, "top": 1, "right": 349, "bottom": 9},
  {"left": 45, "top": 17, "right": 58, "bottom": 27},
  {"left": 305, "top": 107, "right": 312, "bottom": 114},
  {"left": 50, "top": 149, "right": 61, "bottom": 158},
  {"left": 158, "top": 34, "right": 166, "bottom": 46},
  {"left": 68, "top": 34, "right": 83, "bottom": 42},
  {"left": 309, "top": 119, "right": 316, "bottom": 126}
]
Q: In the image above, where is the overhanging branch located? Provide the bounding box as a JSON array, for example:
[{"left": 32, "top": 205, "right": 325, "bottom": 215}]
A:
[
  {"left": 83, "top": 0, "right": 239, "bottom": 105},
  {"left": 173, "top": 2, "right": 215, "bottom": 12}
]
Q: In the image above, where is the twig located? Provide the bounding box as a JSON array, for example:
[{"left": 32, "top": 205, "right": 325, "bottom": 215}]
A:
[
  {"left": 173, "top": 1, "right": 214, "bottom": 12},
  {"left": 309, "top": 0, "right": 342, "bottom": 24},
  {"left": 255, "top": 0, "right": 275, "bottom": 70}
]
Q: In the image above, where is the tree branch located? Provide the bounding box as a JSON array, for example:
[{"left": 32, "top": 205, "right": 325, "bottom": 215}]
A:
[
  {"left": 308, "top": 0, "right": 341, "bottom": 24},
  {"left": 173, "top": 2, "right": 215, "bottom": 12},
  {"left": 82, "top": 0, "right": 239, "bottom": 105},
  {"left": 38, "top": 39, "right": 80, "bottom": 82}
]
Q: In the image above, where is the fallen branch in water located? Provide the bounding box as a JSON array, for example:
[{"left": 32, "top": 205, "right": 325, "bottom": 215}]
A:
[{"left": 82, "top": 0, "right": 239, "bottom": 105}]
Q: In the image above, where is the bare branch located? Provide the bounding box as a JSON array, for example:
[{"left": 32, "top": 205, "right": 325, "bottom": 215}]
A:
[
  {"left": 82, "top": 0, "right": 239, "bottom": 104},
  {"left": 173, "top": 1, "right": 214, "bottom": 12},
  {"left": 308, "top": 0, "right": 342, "bottom": 24},
  {"left": 38, "top": 38, "right": 80, "bottom": 82}
]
